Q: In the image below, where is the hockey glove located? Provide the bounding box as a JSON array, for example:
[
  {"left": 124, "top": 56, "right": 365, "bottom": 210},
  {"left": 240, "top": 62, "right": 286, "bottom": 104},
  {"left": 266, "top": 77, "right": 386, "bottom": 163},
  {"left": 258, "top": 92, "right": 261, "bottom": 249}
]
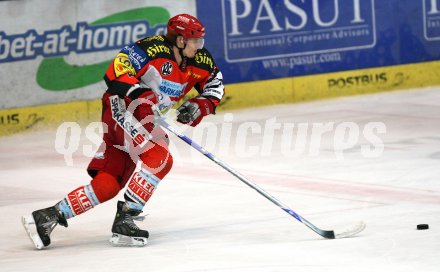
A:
[{"left": 177, "top": 96, "right": 214, "bottom": 127}]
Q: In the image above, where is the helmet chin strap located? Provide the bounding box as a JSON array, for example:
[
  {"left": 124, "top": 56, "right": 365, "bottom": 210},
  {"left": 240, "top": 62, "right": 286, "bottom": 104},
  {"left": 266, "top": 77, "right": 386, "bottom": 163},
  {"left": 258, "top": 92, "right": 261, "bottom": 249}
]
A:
[{"left": 178, "top": 43, "right": 188, "bottom": 71}]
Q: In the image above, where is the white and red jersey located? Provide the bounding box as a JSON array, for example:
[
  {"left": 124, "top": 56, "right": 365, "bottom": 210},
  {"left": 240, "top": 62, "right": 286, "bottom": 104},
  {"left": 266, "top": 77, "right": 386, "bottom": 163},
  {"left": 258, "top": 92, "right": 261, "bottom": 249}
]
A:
[{"left": 104, "top": 35, "right": 224, "bottom": 113}]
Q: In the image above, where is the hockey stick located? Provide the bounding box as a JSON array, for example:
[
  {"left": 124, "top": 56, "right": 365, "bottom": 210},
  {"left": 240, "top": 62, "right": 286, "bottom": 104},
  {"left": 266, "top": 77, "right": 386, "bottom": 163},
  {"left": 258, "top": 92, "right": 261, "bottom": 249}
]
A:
[{"left": 159, "top": 118, "right": 366, "bottom": 239}]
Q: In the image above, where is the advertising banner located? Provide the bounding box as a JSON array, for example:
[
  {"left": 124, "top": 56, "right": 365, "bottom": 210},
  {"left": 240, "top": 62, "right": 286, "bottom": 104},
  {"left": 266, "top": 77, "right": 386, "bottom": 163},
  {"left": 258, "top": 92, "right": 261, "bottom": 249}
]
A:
[
  {"left": 0, "top": 0, "right": 195, "bottom": 109},
  {"left": 1, "top": 0, "right": 440, "bottom": 135},
  {"left": 197, "top": 0, "right": 440, "bottom": 84}
]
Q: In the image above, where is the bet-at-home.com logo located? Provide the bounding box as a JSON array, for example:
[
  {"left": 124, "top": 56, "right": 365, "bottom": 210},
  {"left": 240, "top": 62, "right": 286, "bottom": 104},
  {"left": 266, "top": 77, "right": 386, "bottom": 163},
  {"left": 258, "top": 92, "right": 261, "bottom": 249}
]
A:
[
  {"left": 222, "top": 0, "right": 376, "bottom": 62},
  {"left": 424, "top": 0, "right": 440, "bottom": 40},
  {"left": 0, "top": 7, "right": 169, "bottom": 91}
]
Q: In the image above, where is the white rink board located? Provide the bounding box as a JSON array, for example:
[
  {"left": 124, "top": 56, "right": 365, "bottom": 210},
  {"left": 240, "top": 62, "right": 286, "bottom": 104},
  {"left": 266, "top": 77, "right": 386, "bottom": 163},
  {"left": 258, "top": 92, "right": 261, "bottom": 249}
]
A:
[
  {"left": 0, "top": 0, "right": 195, "bottom": 109},
  {"left": 0, "top": 87, "right": 440, "bottom": 271}
]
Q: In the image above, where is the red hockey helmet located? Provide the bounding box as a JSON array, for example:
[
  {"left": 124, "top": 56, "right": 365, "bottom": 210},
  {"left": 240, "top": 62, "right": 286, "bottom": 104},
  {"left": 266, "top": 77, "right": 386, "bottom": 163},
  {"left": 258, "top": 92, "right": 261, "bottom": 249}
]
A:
[{"left": 167, "top": 14, "right": 205, "bottom": 39}]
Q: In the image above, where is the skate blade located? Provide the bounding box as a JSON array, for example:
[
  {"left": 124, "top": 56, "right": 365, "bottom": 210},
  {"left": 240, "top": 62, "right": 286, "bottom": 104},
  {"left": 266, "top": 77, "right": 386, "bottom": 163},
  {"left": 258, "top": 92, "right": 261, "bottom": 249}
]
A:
[
  {"left": 21, "top": 215, "right": 44, "bottom": 250},
  {"left": 109, "top": 233, "right": 148, "bottom": 247}
]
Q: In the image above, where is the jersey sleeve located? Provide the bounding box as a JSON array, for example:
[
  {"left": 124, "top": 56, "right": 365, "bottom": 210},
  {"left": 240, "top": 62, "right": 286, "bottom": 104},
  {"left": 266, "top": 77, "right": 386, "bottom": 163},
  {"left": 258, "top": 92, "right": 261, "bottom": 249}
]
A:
[
  {"left": 104, "top": 42, "right": 150, "bottom": 96},
  {"left": 194, "top": 49, "right": 225, "bottom": 108}
]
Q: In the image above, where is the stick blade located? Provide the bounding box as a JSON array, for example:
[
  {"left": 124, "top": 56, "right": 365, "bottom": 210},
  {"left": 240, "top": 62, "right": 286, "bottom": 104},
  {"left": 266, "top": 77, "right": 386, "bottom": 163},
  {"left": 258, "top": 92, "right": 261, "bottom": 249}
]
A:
[{"left": 334, "top": 221, "right": 366, "bottom": 239}]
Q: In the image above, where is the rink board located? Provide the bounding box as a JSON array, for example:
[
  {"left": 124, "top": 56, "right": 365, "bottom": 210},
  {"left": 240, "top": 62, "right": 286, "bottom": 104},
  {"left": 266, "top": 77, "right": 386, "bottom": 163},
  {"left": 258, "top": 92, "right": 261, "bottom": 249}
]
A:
[
  {"left": 1, "top": 0, "right": 440, "bottom": 135},
  {"left": 1, "top": 60, "right": 439, "bottom": 136}
]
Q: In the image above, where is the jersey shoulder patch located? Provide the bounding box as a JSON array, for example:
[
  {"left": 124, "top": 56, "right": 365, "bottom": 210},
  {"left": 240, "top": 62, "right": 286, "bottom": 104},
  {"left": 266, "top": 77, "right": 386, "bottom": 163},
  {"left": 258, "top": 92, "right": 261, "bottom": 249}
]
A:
[
  {"left": 136, "top": 35, "right": 173, "bottom": 60},
  {"left": 119, "top": 43, "right": 148, "bottom": 73}
]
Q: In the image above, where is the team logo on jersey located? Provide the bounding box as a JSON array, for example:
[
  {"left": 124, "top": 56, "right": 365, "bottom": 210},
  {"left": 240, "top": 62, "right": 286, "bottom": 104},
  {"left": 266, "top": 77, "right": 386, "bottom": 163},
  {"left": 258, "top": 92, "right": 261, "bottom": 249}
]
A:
[
  {"left": 160, "top": 62, "right": 173, "bottom": 76},
  {"left": 114, "top": 53, "right": 136, "bottom": 77}
]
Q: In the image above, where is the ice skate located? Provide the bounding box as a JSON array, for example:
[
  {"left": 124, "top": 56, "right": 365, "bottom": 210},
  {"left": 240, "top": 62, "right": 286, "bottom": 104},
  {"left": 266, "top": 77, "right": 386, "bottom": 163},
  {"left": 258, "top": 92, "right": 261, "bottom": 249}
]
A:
[
  {"left": 22, "top": 206, "right": 68, "bottom": 249},
  {"left": 109, "top": 201, "right": 149, "bottom": 247}
]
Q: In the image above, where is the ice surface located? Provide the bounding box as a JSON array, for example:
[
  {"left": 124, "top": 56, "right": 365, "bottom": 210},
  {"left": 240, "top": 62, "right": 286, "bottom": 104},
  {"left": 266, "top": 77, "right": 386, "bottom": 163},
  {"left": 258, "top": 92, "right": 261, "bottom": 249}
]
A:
[{"left": 1, "top": 87, "right": 439, "bottom": 272}]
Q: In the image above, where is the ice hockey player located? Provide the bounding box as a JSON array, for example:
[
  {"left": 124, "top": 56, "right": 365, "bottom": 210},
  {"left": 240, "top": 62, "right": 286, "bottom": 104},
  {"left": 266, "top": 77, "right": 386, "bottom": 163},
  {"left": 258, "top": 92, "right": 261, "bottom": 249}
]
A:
[{"left": 22, "top": 13, "right": 225, "bottom": 249}]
